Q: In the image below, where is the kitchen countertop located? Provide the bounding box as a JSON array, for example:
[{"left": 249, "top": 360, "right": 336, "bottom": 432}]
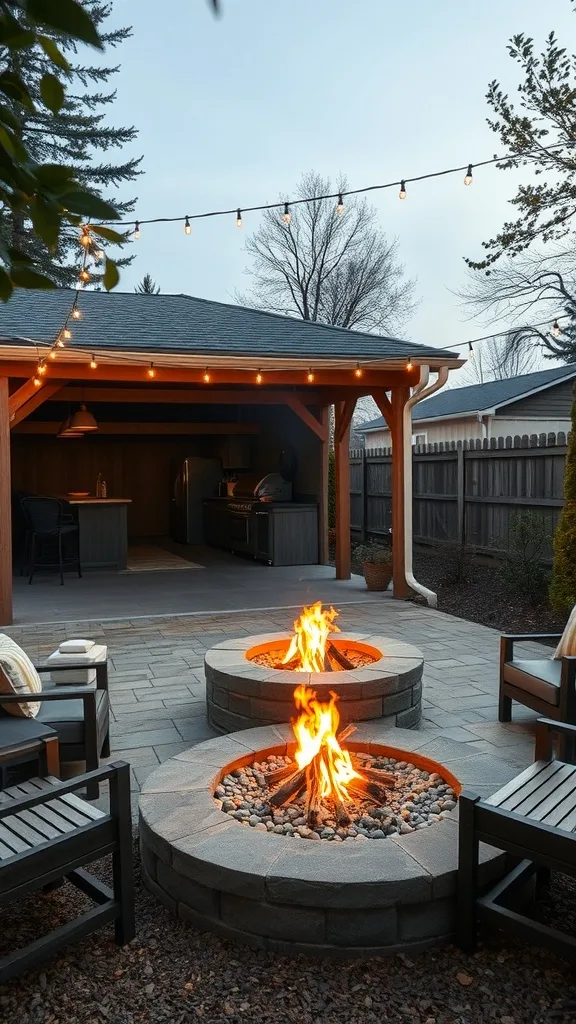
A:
[{"left": 61, "top": 497, "right": 133, "bottom": 505}]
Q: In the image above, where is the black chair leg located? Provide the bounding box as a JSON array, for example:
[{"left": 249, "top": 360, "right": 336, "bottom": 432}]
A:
[
  {"left": 110, "top": 763, "right": 135, "bottom": 945},
  {"left": 28, "top": 534, "right": 36, "bottom": 584},
  {"left": 498, "top": 686, "right": 512, "bottom": 723},
  {"left": 102, "top": 731, "right": 111, "bottom": 758}
]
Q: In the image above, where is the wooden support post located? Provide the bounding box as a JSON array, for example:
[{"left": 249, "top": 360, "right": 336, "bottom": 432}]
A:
[
  {"left": 390, "top": 387, "right": 410, "bottom": 600},
  {"left": 334, "top": 400, "right": 355, "bottom": 580},
  {"left": 361, "top": 449, "right": 368, "bottom": 543},
  {"left": 318, "top": 406, "right": 330, "bottom": 565},
  {"left": 456, "top": 442, "right": 465, "bottom": 548},
  {"left": 0, "top": 378, "right": 12, "bottom": 625}
]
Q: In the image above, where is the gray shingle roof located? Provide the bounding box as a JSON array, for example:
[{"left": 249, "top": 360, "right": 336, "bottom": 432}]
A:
[
  {"left": 359, "top": 363, "right": 576, "bottom": 431},
  {"left": 0, "top": 289, "right": 455, "bottom": 362}
]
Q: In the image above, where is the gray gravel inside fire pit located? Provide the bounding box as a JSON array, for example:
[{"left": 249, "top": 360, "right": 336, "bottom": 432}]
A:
[{"left": 216, "top": 753, "right": 457, "bottom": 840}]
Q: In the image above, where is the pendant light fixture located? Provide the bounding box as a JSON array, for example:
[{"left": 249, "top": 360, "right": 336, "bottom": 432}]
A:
[
  {"left": 57, "top": 415, "right": 84, "bottom": 439},
  {"left": 70, "top": 391, "right": 98, "bottom": 432}
]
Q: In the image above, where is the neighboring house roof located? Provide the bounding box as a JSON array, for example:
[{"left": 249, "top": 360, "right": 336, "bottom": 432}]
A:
[
  {"left": 358, "top": 363, "right": 576, "bottom": 432},
  {"left": 0, "top": 289, "right": 455, "bottom": 363}
]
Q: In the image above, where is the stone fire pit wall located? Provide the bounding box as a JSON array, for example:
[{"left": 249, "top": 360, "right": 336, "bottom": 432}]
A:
[{"left": 205, "top": 633, "right": 424, "bottom": 734}]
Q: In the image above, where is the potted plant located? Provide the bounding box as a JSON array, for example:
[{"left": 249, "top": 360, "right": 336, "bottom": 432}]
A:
[{"left": 355, "top": 543, "right": 393, "bottom": 591}]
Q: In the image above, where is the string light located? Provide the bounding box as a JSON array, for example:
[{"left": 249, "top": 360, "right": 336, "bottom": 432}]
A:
[
  {"left": 80, "top": 227, "right": 91, "bottom": 247},
  {"left": 406, "top": 358, "right": 413, "bottom": 370},
  {"left": 37, "top": 361, "right": 47, "bottom": 375},
  {"left": 354, "top": 363, "right": 363, "bottom": 378},
  {"left": 90, "top": 354, "right": 98, "bottom": 369},
  {"left": 399, "top": 180, "right": 407, "bottom": 200},
  {"left": 134, "top": 220, "right": 140, "bottom": 240},
  {"left": 203, "top": 368, "right": 211, "bottom": 383},
  {"left": 184, "top": 216, "right": 191, "bottom": 235},
  {"left": 282, "top": 202, "right": 291, "bottom": 225},
  {"left": 468, "top": 341, "right": 474, "bottom": 359},
  {"left": 256, "top": 370, "right": 263, "bottom": 384},
  {"left": 551, "top": 320, "right": 561, "bottom": 338},
  {"left": 147, "top": 362, "right": 156, "bottom": 378},
  {"left": 49, "top": 350, "right": 57, "bottom": 360},
  {"left": 336, "top": 193, "right": 344, "bottom": 215},
  {"left": 464, "top": 164, "right": 473, "bottom": 186},
  {"left": 79, "top": 268, "right": 90, "bottom": 283},
  {"left": 63, "top": 327, "right": 72, "bottom": 340},
  {"left": 33, "top": 376, "right": 42, "bottom": 387},
  {"left": 307, "top": 368, "right": 315, "bottom": 383},
  {"left": 72, "top": 307, "right": 82, "bottom": 320},
  {"left": 236, "top": 209, "right": 242, "bottom": 228},
  {"left": 56, "top": 335, "right": 65, "bottom": 348}
]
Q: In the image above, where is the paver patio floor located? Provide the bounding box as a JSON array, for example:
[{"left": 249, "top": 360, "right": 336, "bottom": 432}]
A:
[{"left": 5, "top": 596, "right": 550, "bottom": 812}]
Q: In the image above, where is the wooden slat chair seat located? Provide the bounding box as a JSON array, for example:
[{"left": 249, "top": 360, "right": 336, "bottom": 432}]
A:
[
  {"left": 0, "top": 762, "right": 134, "bottom": 983},
  {"left": 457, "top": 719, "right": 576, "bottom": 960}
]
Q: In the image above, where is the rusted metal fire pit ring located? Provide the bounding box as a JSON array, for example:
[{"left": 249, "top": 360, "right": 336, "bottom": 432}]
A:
[
  {"left": 139, "top": 722, "right": 517, "bottom": 957},
  {"left": 204, "top": 632, "right": 424, "bottom": 734}
]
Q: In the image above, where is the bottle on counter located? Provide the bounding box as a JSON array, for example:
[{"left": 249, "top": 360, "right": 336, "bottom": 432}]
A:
[{"left": 101, "top": 479, "right": 107, "bottom": 498}]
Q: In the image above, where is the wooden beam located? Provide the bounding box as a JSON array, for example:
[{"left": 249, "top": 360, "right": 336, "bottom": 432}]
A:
[
  {"left": 335, "top": 399, "right": 356, "bottom": 446},
  {"left": 12, "top": 421, "right": 261, "bottom": 436},
  {"left": 390, "top": 386, "right": 410, "bottom": 600},
  {"left": 0, "top": 379, "right": 12, "bottom": 625},
  {"left": 54, "top": 387, "right": 323, "bottom": 406},
  {"left": 334, "top": 399, "right": 355, "bottom": 579},
  {"left": 10, "top": 383, "right": 66, "bottom": 427},
  {"left": 285, "top": 396, "right": 328, "bottom": 441},
  {"left": 0, "top": 361, "right": 418, "bottom": 389},
  {"left": 8, "top": 378, "right": 48, "bottom": 419},
  {"left": 372, "top": 390, "right": 393, "bottom": 430},
  {"left": 318, "top": 405, "right": 330, "bottom": 564}
]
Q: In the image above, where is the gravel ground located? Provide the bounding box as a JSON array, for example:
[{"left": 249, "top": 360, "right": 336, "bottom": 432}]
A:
[{"left": 2, "top": 842, "right": 576, "bottom": 1024}]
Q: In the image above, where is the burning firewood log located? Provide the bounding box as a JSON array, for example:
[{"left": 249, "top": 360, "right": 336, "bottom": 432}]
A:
[
  {"left": 269, "top": 767, "right": 307, "bottom": 807},
  {"left": 351, "top": 761, "right": 396, "bottom": 787},
  {"left": 326, "top": 641, "right": 356, "bottom": 671}
]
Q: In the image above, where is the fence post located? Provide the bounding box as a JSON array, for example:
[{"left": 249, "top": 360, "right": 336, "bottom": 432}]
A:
[
  {"left": 457, "top": 442, "right": 465, "bottom": 548},
  {"left": 361, "top": 449, "right": 368, "bottom": 542}
]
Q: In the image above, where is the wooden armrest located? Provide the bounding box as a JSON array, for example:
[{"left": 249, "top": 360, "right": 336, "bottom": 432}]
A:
[
  {"left": 535, "top": 718, "right": 576, "bottom": 760},
  {"left": 0, "top": 761, "right": 128, "bottom": 818}
]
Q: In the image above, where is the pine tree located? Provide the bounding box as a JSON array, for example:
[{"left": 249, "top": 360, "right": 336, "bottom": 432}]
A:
[
  {"left": 1, "top": 1, "right": 141, "bottom": 285},
  {"left": 135, "top": 274, "right": 160, "bottom": 294},
  {"left": 550, "top": 384, "right": 576, "bottom": 611}
]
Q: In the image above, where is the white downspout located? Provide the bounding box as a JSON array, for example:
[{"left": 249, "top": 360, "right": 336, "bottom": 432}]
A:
[{"left": 402, "top": 364, "right": 450, "bottom": 608}]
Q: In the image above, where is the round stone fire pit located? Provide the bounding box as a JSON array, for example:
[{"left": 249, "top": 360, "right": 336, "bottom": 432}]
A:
[
  {"left": 205, "top": 632, "right": 423, "bottom": 734},
  {"left": 139, "top": 723, "right": 518, "bottom": 957}
]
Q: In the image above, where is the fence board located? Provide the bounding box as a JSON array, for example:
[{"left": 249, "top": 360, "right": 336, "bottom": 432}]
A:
[{"left": 350, "top": 433, "right": 568, "bottom": 558}]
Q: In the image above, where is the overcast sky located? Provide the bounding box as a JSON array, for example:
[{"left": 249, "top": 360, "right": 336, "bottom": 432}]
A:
[{"left": 105, "top": 0, "right": 573, "bottom": 359}]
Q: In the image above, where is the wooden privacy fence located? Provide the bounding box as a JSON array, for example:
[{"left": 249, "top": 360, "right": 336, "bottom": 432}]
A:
[{"left": 350, "top": 432, "right": 569, "bottom": 558}]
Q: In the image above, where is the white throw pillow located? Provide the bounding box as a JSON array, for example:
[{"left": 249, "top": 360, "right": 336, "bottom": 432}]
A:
[
  {"left": 553, "top": 605, "right": 576, "bottom": 659},
  {"left": 0, "top": 633, "right": 42, "bottom": 718}
]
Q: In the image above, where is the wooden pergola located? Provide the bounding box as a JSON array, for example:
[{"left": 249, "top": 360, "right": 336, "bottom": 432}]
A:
[{"left": 0, "top": 290, "right": 461, "bottom": 625}]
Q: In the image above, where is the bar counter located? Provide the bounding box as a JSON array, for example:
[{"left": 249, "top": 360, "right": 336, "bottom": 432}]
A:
[{"left": 63, "top": 497, "right": 132, "bottom": 570}]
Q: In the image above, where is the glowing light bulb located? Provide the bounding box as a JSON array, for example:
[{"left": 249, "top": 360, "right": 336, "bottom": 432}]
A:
[
  {"left": 80, "top": 227, "right": 91, "bottom": 247},
  {"left": 399, "top": 180, "right": 407, "bottom": 200},
  {"left": 236, "top": 209, "right": 242, "bottom": 228},
  {"left": 184, "top": 216, "right": 191, "bottom": 235},
  {"left": 147, "top": 362, "right": 156, "bottom": 378},
  {"left": 256, "top": 370, "right": 263, "bottom": 384},
  {"left": 56, "top": 336, "right": 65, "bottom": 348},
  {"left": 307, "top": 368, "right": 315, "bottom": 383},
  {"left": 203, "top": 368, "right": 211, "bottom": 383},
  {"left": 551, "top": 320, "right": 561, "bottom": 338},
  {"left": 354, "top": 364, "right": 363, "bottom": 378},
  {"left": 407, "top": 358, "right": 413, "bottom": 370},
  {"left": 33, "top": 376, "right": 42, "bottom": 387},
  {"left": 49, "top": 350, "right": 57, "bottom": 360},
  {"left": 79, "top": 268, "right": 90, "bottom": 282},
  {"left": 90, "top": 355, "right": 98, "bottom": 369},
  {"left": 72, "top": 307, "right": 82, "bottom": 320},
  {"left": 37, "top": 362, "right": 47, "bottom": 375},
  {"left": 63, "top": 328, "right": 72, "bottom": 340},
  {"left": 134, "top": 220, "right": 140, "bottom": 240},
  {"left": 336, "top": 193, "right": 344, "bottom": 215},
  {"left": 282, "top": 202, "right": 291, "bottom": 225},
  {"left": 464, "top": 164, "right": 473, "bottom": 186}
]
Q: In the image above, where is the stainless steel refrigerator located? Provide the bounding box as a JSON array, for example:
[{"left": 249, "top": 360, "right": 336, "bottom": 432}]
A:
[{"left": 170, "top": 457, "right": 222, "bottom": 544}]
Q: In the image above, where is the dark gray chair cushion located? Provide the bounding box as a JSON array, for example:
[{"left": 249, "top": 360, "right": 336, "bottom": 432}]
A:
[
  {"left": 503, "top": 658, "right": 561, "bottom": 706},
  {"left": 36, "top": 687, "right": 109, "bottom": 746}
]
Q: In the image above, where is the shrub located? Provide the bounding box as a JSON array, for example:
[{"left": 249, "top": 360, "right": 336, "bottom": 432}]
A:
[
  {"left": 500, "top": 511, "right": 550, "bottom": 606},
  {"left": 550, "top": 386, "right": 576, "bottom": 611},
  {"left": 354, "top": 543, "right": 392, "bottom": 565}
]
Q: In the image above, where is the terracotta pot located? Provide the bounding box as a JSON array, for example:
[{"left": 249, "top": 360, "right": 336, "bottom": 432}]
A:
[{"left": 362, "top": 561, "right": 393, "bottom": 592}]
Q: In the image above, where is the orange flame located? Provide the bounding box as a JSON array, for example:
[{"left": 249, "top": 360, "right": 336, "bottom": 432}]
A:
[
  {"left": 282, "top": 601, "right": 340, "bottom": 672},
  {"left": 292, "top": 684, "right": 361, "bottom": 803}
]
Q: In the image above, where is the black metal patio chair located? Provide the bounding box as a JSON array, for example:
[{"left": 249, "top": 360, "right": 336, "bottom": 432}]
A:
[
  {"left": 20, "top": 496, "right": 81, "bottom": 585},
  {"left": 0, "top": 762, "right": 134, "bottom": 983}
]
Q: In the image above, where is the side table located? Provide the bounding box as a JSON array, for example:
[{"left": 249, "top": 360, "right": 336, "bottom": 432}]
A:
[{"left": 0, "top": 718, "right": 60, "bottom": 787}]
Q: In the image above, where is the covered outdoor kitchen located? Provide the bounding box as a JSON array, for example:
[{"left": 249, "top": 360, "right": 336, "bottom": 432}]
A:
[{"left": 0, "top": 289, "right": 460, "bottom": 625}]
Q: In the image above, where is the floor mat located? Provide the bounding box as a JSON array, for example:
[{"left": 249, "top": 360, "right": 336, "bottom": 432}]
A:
[{"left": 122, "top": 546, "right": 204, "bottom": 572}]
